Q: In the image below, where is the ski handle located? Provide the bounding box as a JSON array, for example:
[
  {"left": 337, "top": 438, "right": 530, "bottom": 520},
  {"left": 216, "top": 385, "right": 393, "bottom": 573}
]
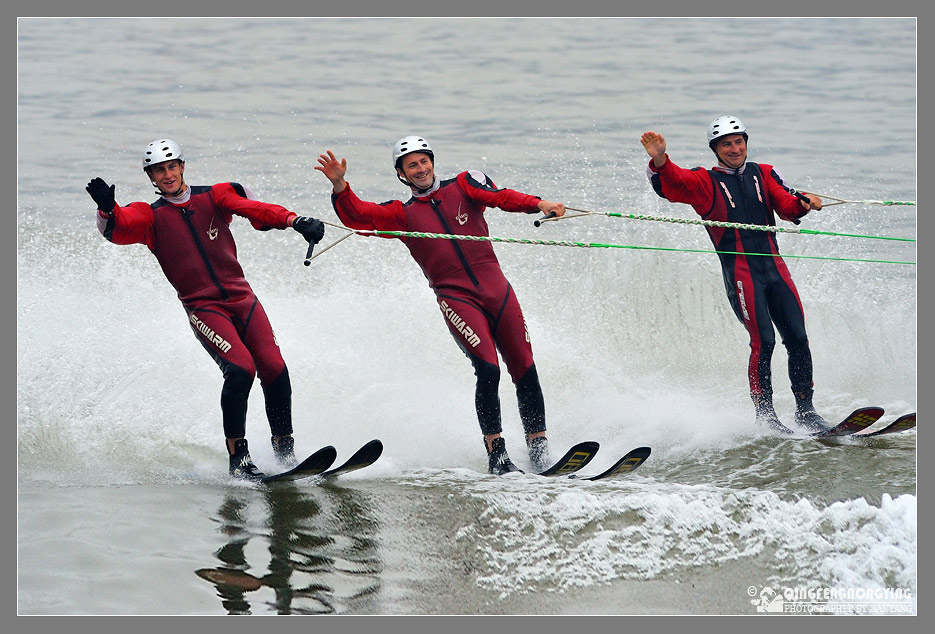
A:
[
  {"left": 534, "top": 207, "right": 602, "bottom": 225},
  {"left": 791, "top": 190, "right": 813, "bottom": 206},
  {"left": 303, "top": 227, "right": 355, "bottom": 265},
  {"left": 791, "top": 190, "right": 916, "bottom": 207},
  {"left": 534, "top": 211, "right": 557, "bottom": 227},
  {"left": 535, "top": 209, "right": 594, "bottom": 226}
]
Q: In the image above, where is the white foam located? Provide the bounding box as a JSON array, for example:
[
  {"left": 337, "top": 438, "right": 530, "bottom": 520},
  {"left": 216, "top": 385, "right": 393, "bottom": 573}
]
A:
[{"left": 418, "top": 474, "right": 918, "bottom": 601}]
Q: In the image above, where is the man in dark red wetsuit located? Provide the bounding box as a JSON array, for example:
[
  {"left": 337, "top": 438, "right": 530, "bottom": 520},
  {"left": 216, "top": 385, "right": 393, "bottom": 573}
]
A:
[
  {"left": 315, "top": 136, "right": 566, "bottom": 474},
  {"left": 87, "top": 139, "right": 326, "bottom": 479},
  {"left": 641, "top": 117, "right": 829, "bottom": 432}
]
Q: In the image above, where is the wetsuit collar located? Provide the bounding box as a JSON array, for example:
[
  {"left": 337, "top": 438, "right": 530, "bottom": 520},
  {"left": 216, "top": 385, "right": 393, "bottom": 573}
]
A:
[
  {"left": 410, "top": 178, "right": 440, "bottom": 198},
  {"left": 713, "top": 162, "right": 747, "bottom": 175},
  {"left": 162, "top": 185, "right": 191, "bottom": 205}
]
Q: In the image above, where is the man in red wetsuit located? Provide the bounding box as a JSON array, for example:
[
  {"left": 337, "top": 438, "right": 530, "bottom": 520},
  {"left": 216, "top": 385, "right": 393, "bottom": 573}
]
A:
[
  {"left": 87, "top": 139, "right": 326, "bottom": 479},
  {"left": 315, "top": 136, "right": 566, "bottom": 474},
  {"left": 641, "top": 117, "right": 829, "bottom": 432}
]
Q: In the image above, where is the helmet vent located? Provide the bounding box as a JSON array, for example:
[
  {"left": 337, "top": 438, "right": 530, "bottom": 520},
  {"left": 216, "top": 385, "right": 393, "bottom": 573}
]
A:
[
  {"left": 707, "top": 116, "right": 747, "bottom": 144},
  {"left": 142, "top": 139, "right": 184, "bottom": 170}
]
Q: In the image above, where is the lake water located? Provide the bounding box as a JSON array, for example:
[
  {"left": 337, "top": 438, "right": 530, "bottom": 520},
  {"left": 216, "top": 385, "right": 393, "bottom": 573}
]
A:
[{"left": 17, "top": 17, "right": 916, "bottom": 617}]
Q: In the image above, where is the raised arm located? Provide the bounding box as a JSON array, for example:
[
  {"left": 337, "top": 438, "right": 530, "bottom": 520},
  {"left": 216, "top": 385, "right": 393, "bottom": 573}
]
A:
[
  {"left": 315, "top": 150, "right": 407, "bottom": 234},
  {"left": 87, "top": 177, "right": 155, "bottom": 246},
  {"left": 640, "top": 131, "right": 669, "bottom": 168},
  {"left": 315, "top": 150, "right": 348, "bottom": 193}
]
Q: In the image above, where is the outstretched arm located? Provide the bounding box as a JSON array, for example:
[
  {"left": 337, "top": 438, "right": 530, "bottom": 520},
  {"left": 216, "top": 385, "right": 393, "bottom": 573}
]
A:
[
  {"left": 535, "top": 199, "right": 566, "bottom": 217},
  {"left": 457, "top": 170, "right": 565, "bottom": 216},
  {"left": 213, "top": 183, "right": 297, "bottom": 230}
]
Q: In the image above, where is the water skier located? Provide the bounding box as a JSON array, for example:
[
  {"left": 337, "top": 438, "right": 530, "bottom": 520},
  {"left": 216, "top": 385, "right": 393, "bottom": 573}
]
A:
[
  {"left": 641, "top": 117, "right": 828, "bottom": 432},
  {"left": 87, "top": 139, "right": 326, "bottom": 479},
  {"left": 315, "top": 137, "right": 566, "bottom": 474}
]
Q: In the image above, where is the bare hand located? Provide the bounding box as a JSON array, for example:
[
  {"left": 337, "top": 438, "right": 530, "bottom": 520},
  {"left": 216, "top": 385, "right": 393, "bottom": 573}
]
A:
[
  {"left": 798, "top": 191, "right": 822, "bottom": 211},
  {"left": 640, "top": 131, "right": 668, "bottom": 165},
  {"left": 537, "top": 200, "right": 566, "bottom": 217},
  {"left": 315, "top": 150, "right": 348, "bottom": 192}
]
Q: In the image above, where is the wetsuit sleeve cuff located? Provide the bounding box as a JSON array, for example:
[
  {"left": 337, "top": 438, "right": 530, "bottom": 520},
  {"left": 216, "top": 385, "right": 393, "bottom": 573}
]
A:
[{"left": 648, "top": 154, "right": 670, "bottom": 173}]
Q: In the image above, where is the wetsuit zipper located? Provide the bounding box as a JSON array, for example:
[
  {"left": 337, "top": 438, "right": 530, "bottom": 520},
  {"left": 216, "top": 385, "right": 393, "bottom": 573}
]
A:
[
  {"left": 179, "top": 207, "right": 229, "bottom": 300},
  {"left": 430, "top": 199, "right": 480, "bottom": 287},
  {"left": 734, "top": 168, "right": 777, "bottom": 276}
]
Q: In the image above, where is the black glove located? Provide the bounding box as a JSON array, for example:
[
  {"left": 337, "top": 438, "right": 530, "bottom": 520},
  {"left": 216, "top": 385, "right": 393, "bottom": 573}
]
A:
[
  {"left": 292, "top": 216, "right": 325, "bottom": 244},
  {"left": 86, "top": 177, "right": 116, "bottom": 215}
]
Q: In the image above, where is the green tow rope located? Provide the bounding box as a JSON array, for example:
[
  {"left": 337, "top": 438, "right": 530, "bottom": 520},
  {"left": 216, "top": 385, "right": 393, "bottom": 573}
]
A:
[
  {"left": 545, "top": 208, "right": 916, "bottom": 243},
  {"left": 618, "top": 212, "right": 914, "bottom": 242},
  {"left": 364, "top": 229, "right": 915, "bottom": 266}
]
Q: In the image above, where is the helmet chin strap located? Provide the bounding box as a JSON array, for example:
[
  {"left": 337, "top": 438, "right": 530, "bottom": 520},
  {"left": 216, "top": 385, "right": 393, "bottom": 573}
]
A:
[
  {"left": 153, "top": 180, "right": 188, "bottom": 200},
  {"left": 712, "top": 146, "right": 746, "bottom": 171},
  {"left": 146, "top": 160, "right": 187, "bottom": 198},
  {"left": 396, "top": 166, "right": 437, "bottom": 196},
  {"left": 409, "top": 178, "right": 438, "bottom": 196}
]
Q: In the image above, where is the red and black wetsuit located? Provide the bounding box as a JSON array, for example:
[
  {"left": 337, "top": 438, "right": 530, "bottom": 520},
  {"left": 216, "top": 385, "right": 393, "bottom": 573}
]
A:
[
  {"left": 96, "top": 182, "right": 297, "bottom": 439},
  {"left": 647, "top": 156, "right": 815, "bottom": 402},
  {"left": 332, "top": 170, "right": 546, "bottom": 436}
]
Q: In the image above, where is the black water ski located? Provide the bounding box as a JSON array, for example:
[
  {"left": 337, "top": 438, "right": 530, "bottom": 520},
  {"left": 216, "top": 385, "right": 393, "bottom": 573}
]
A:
[
  {"left": 855, "top": 413, "right": 916, "bottom": 438},
  {"left": 571, "top": 446, "right": 652, "bottom": 481},
  {"left": 261, "top": 445, "right": 338, "bottom": 483},
  {"left": 537, "top": 441, "right": 600, "bottom": 476},
  {"left": 320, "top": 439, "right": 384, "bottom": 478},
  {"left": 811, "top": 407, "right": 884, "bottom": 438}
]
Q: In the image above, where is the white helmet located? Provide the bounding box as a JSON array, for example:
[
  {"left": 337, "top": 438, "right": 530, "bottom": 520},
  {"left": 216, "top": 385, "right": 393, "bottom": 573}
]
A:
[
  {"left": 142, "top": 139, "right": 185, "bottom": 171},
  {"left": 392, "top": 136, "right": 434, "bottom": 168},
  {"left": 707, "top": 116, "right": 747, "bottom": 146}
]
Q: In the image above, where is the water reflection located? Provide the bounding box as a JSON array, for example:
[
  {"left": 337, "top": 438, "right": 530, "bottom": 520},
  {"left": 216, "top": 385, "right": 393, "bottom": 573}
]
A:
[{"left": 195, "top": 483, "right": 383, "bottom": 614}]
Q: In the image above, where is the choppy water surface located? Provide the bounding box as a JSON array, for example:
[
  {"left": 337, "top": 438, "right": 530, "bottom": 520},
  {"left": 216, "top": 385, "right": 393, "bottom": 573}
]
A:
[{"left": 17, "top": 18, "right": 916, "bottom": 614}]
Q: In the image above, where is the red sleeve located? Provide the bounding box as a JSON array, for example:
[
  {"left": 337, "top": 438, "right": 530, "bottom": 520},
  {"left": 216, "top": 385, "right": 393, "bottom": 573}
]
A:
[
  {"left": 331, "top": 184, "right": 408, "bottom": 234},
  {"left": 759, "top": 163, "right": 810, "bottom": 223},
  {"left": 456, "top": 170, "right": 542, "bottom": 213},
  {"left": 211, "top": 182, "right": 297, "bottom": 230},
  {"left": 100, "top": 201, "right": 156, "bottom": 248},
  {"left": 647, "top": 155, "right": 716, "bottom": 213}
]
